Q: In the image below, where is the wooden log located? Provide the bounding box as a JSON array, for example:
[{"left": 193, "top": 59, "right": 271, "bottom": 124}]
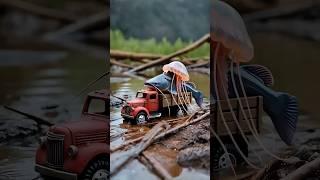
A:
[
  {"left": 127, "top": 34, "right": 210, "bottom": 73},
  {"left": 110, "top": 59, "right": 134, "bottom": 69},
  {"left": 110, "top": 49, "right": 208, "bottom": 65},
  {"left": 0, "top": 0, "right": 78, "bottom": 22},
  {"left": 110, "top": 121, "right": 169, "bottom": 176},
  {"left": 110, "top": 50, "right": 161, "bottom": 61},
  {"left": 282, "top": 158, "right": 320, "bottom": 180}
]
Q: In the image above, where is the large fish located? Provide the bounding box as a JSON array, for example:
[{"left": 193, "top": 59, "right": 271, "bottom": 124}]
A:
[
  {"left": 225, "top": 65, "right": 298, "bottom": 145},
  {"left": 144, "top": 72, "right": 204, "bottom": 107}
]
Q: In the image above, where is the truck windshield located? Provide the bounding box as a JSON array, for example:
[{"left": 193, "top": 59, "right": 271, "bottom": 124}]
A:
[
  {"left": 136, "top": 92, "right": 147, "bottom": 98},
  {"left": 86, "top": 97, "right": 108, "bottom": 117}
]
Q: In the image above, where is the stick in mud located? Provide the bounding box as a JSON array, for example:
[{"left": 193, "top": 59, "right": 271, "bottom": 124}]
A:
[{"left": 4, "top": 105, "right": 53, "bottom": 126}]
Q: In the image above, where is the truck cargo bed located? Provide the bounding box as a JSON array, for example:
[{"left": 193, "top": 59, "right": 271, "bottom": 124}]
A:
[
  {"left": 160, "top": 92, "right": 192, "bottom": 107},
  {"left": 212, "top": 96, "right": 262, "bottom": 136}
]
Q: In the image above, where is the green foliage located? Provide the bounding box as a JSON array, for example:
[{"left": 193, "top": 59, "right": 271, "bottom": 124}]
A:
[{"left": 110, "top": 30, "right": 209, "bottom": 58}]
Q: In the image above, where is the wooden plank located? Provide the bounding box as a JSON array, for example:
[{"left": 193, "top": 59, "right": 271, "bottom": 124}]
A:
[
  {"left": 216, "top": 96, "right": 260, "bottom": 111},
  {"left": 239, "top": 109, "right": 258, "bottom": 120},
  {"left": 216, "top": 109, "right": 257, "bottom": 122},
  {"left": 160, "top": 93, "right": 191, "bottom": 107},
  {"left": 213, "top": 96, "right": 263, "bottom": 136},
  {"left": 217, "top": 122, "right": 237, "bottom": 136}
]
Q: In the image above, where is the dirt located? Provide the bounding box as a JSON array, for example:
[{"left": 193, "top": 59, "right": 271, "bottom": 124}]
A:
[{"left": 154, "top": 115, "right": 211, "bottom": 171}]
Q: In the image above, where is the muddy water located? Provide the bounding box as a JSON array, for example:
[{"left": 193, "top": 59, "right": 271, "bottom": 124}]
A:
[
  {"left": 0, "top": 51, "right": 106, "bottom": 179},
  {"left": 110, "top": 71, "right": 210, "bottom": 179}
]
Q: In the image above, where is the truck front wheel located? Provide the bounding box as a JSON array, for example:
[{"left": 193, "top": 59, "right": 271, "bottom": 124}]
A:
[
  {"left": 82, "top": 157, "right": 109, "bottom": 180},
  {"left": 133, "top": 111, "right": 148, "bottom": 124}
]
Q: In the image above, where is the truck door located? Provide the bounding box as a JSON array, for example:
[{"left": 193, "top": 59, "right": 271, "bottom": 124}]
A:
[{"left": 148, "top": 93, "right": 159, "bottom": 112}]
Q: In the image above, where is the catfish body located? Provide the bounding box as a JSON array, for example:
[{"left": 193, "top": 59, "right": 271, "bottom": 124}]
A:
[{"left": 226, "top": 65, "right": 298, "bottom": 145}]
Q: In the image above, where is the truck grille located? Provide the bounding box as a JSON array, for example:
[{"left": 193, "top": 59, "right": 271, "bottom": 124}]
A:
[
  {"left": 123, "top": 105, "right": 132, "bottom": 114},
  {"left": 46, "top": 131, "right": 64, "bottom": 169}
]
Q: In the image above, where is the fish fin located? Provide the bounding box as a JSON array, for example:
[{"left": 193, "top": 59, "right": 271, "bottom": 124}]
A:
[
  {"left": 270, "top": 94, "right": 298, "bottom": 145},
  {"left": 242, "top": 65, "right": 274, "bottom": 87}
]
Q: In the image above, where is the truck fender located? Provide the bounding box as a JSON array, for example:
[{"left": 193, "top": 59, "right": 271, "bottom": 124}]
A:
[
  {"left": 132, "top": 107, "right": 150, "bottom": 118},
  {"left": 63, "top": 143, "right": 110, "bottom": 174}
]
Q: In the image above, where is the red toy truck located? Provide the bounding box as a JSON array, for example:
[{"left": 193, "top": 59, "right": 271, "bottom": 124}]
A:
[
  {"left": 35, "top": 89, "right": 109, "bottom": 180},
  {"left": 121, "top": 88, "right": 192, "bottom": 124}
]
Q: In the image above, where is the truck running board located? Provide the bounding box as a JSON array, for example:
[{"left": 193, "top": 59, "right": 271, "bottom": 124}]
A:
[{"left": 149, "top": 113, "right": 162, "bottom": 119}]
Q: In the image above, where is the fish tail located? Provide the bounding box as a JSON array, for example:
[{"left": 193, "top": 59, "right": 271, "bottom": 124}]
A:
[{"left": 267, "top": 93, "right": 298, "bottom": 145}]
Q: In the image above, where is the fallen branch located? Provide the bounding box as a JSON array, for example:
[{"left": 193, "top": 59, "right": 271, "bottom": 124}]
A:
[
  {"left": 127, "top": 34, "right": 210, "bottom": 73},
  {"left": 111, "top": 94, "right": 127, "bottom": 102},
  {"left": 0, "top": 0, "right": 78, "bottom": 22},
  {"left": 110, "top": 59, "right": 134, "bottom": 69},
  {"left": 110, "top": 49, "right": 208, "bottom": 65},
  {"left": 110, "top": 50, "right": 160, "bottom": 61},
  {"left": 74, "top": 72, "right": 109, "bottom": 97},
  {"left": 144, "top": 116, "right": 188, "bottom": 126},
  {"left": 110, "top": 121, "right": 170, "bottom": 176},
  {"left": 282, "top": 158, "right": 320, "bottom": 180},
  {"left": 4, "top": 105, "right": 53, "bottom": 126}
]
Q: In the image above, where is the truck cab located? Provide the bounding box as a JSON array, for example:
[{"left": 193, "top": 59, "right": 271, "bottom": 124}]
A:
[
  {"left": 121, "top": 89, "right": 161, "bottom": 124},
  {"left": 35, "top": 89, "right": 109, "bottom": 180}
]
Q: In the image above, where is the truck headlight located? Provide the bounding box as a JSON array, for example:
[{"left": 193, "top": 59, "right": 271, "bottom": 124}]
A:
[
  {"left": 67, "top": 145, "right": 78, "bottom": 157},
  {"left": 39, "top": 136, "right": 47, "bottom": 147}
]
